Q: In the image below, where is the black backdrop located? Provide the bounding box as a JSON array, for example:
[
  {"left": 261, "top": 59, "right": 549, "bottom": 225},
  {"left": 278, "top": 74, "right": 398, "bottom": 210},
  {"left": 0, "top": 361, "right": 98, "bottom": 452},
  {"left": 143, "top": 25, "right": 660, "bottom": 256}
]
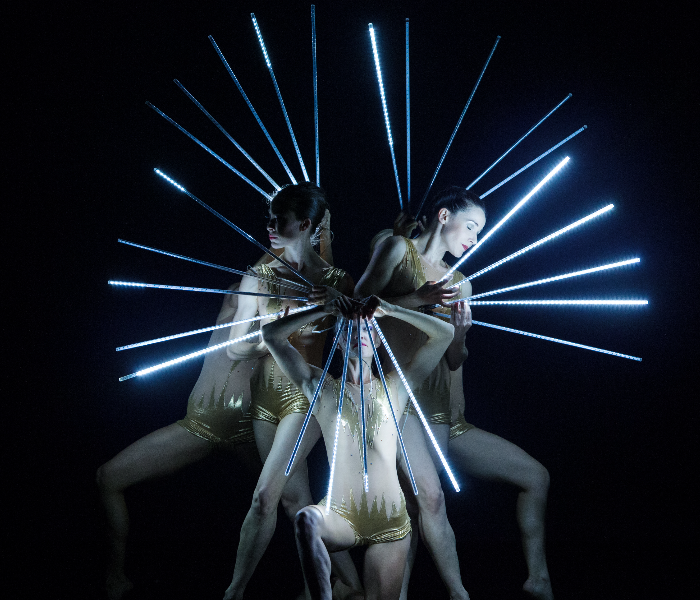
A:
[{"left": 8, "top": 1, "right": 696, "bottom": 598}]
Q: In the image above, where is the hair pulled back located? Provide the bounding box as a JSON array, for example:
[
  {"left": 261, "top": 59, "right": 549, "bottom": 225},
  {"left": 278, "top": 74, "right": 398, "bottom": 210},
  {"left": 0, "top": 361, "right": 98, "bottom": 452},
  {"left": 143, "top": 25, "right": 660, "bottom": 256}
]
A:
[
  {"left": 428, "top": 186, "right": 486, "bottom": 221},
  {"left": 270, "top": 182, "right": 328, "bottom": 230}
]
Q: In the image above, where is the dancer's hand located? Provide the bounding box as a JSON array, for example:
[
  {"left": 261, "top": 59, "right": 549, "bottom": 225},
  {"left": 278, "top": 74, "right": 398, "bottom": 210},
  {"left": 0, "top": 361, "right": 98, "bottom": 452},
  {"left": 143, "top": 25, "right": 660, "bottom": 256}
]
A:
[
  {"left": 307, "top": 284, "right": 342, "bottom": 305},
  {"left": 323, "top": 294, "right": 362, "bottom": 319},
  {"left": 393, "top": 211, "right": 426, "bottom": 238},
  {"left": 450, "top": 300, "right": 472, "bottom": 338},
  {"left": 414, "top": 280, "right": 459, "bottom": 307},
  {"left": 360, "top": 295, "right": 389, "bottom": 320}
]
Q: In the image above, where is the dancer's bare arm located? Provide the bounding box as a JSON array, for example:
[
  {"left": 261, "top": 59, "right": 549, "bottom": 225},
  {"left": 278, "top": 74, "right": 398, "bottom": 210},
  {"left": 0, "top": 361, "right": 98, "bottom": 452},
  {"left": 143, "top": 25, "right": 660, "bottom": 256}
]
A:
[
  {"left": 445, "top": 279, "right": 473, "bottom": 370},
  {"left": 226, "top": 273, "right": 268, "bottom": 360}
]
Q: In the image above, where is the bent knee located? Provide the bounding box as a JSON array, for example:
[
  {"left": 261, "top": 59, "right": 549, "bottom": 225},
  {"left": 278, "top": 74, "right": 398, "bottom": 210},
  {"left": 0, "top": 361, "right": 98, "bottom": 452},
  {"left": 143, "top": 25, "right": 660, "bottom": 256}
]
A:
[
  {"left": 524, "top": 462, "right": 550, "bottom": 495},
  {"left": 417, "top": 484, "right": 445, "bottom": 515},
  {"left": 251, "top": 484, "right": 282, "bottom": 518},
  {"left": 294, "top": 506, "right": 322, "bottom": 541},
  {"left": 95, "top": 462, "right": 117, "bottom": 492}
]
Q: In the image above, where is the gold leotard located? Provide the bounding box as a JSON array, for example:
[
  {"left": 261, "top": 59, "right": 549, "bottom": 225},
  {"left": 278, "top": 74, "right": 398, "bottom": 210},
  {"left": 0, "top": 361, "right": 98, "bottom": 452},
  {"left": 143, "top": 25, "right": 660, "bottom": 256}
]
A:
[
  {"left": 317, "top": 377, "right": 410, "bottom": 547},
  {"left": 250, "top": 265, "right": 349, "bottom": 424},
  {"left": 177, "top": 324, "right": 255, "bottom": 446},
  {"left": 386, "top": 237, "right": 465, "bottom": 425}
]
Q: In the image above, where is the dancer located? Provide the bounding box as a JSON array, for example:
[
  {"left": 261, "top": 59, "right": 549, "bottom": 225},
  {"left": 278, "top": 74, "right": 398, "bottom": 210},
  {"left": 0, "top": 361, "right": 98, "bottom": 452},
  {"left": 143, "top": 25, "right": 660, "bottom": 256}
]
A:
[
  {"left": 223, "top": 183, "right": 359, "bottom": 600},
  {"left": 357, "top": 186, "right": 553, "bottom": 600},
  {"left": 97, "top": 201, "right": 338, "bottom": 600},
  {"left": 263, "top": 294, "right": 455, "bottom": 600}
]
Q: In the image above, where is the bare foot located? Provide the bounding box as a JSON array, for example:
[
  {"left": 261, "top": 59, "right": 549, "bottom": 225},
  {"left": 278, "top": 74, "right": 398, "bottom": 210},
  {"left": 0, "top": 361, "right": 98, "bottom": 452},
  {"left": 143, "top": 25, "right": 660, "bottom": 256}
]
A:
[
  {"left": 105, "top": 573, "right": 133, "bottom": 600},
  {"left": 223, "top": 583, "right": 243, "bottom": 600},
  {"left": 523, "top": 575, "right": 554, "bottom": 600}
]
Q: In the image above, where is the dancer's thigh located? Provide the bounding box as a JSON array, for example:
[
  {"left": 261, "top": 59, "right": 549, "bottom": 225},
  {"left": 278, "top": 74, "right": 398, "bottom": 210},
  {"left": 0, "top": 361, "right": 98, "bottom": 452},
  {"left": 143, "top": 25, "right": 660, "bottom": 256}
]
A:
[
  {"left": 363, "top": 535, "right": 411, "bottom": 600},
  {"left": 399, "top": 415, "right": 449, "bottom": 492}
]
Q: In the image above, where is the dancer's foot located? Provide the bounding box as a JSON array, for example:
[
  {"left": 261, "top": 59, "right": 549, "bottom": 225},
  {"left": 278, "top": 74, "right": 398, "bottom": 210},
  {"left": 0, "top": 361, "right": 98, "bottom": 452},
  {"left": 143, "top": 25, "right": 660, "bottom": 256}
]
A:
[
  {"left": 223, "top": 583, "right": 243, "bottom": 600},
  {"left": 523, "top": 575, "right": 554, "bottom": 600},
  {"left": 105, "top": 573, "right": 133, "bottom": 600}
]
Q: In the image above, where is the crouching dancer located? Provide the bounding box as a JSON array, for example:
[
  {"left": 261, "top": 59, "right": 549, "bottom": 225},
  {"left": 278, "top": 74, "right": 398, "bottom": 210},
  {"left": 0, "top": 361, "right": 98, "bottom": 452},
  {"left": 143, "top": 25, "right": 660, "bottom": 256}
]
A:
[{"left": 261, "top": 295, "right": 455, "bottom": 600}]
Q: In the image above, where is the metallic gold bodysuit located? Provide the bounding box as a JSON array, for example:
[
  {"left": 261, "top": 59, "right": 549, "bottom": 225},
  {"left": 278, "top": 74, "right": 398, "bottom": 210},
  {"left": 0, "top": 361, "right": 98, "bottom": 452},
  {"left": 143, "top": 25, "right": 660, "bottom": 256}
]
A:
[
  {"left": 317, "top": 375, "right": 411, "bottom": 547},
  {"left": 250, "top": 264, "right": 349, "bottom": 424},
  {"left": 177, "top": 323, "right": 255, "bottom": 446}
]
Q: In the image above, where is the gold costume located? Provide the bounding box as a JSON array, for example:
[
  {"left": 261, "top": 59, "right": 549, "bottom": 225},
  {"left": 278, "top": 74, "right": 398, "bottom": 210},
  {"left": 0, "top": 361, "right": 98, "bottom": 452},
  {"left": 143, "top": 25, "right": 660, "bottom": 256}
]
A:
[
  {"left": 177, "top": 325, "right": 255, "bottom": 446},
  {"left": 318, "top": 376, "right": 410, "bottom": 547},
  {"left": 449, "top": 411, "right": 476, "bottom": 440},
  {"left": 250, "top": 264, "right": 348, "bottom": 424},
  {"left": 388, "top": 237, "right": 465, "bottom": 425},
  {"left": 319, "top": 489, "right": 411, "bottom": 547}
]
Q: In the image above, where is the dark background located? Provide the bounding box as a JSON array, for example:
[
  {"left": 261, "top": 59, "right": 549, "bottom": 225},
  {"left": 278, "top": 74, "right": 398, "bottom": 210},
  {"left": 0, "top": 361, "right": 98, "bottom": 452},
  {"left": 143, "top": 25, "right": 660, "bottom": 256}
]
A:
[{"left": 8, "top": 1, "right": 696, "bottom": 598}]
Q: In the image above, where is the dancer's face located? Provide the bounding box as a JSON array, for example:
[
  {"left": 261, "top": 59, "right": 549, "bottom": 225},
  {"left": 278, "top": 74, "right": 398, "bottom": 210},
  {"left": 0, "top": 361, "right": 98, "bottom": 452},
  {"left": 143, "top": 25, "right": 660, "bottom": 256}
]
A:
[
  {"left": 267, "top": 209, "right": 307, "bottom": 249},
  {"left": 340, "top": 321, "right": 380, "bottom": 361},
  {"left": 439, "top": 205, "right": 486, "bottom": 258}
]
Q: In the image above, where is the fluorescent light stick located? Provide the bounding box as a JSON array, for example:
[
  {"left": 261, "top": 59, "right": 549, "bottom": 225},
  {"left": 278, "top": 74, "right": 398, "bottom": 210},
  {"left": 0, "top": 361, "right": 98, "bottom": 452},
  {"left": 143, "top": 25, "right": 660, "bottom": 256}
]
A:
[
  {"left": 286, "top": 324, "right": 343, "bottom": 475},
  {"left": 415, "top": 36, "right": 501, "bottom": 217},
  {"left": 467, "top": 94, "right": 572, "bottom": 190},
  {"left": 147, "top": 102, "right": 270, "bottom": 199},
  {"left": 251, "top": 13, "right": 309, "bottom": 182},
  {"left": 119, "top": 330, "right": 262, "bottom": 381},
  {"left": 311, "top": 5, "right": 319, "bottom": 186},
  {"left": 327, "top": 320, "right": 352, "bottom": 513},
  {"left": 358, "top": 317, "right": 369, "bottom": 492},
  {"left": 365, "top": 317, "right": 417, "bottom": 495},
  {"left": 108, "top": 280, "right": 308, "bottom": 301},
  {"left": 479, "top": 126, "right": 586, "bottom": 199},
  {"left": 465, "top": 299, "right": 648, "bottom": 306},
  {"left": 153, "top": 169, "right": 313, "bottom": 285},
  {"left": 369, "top": 23, "right": 404, "bottom": 211},
  {"left": 209, "top": 35, "right": 297, "bottom": 184},
  {"left": 371, "top": 318, "right": 460, "bottom": 492},
  {"left": 173, "top": 79, "right": 280, "bottom": 191},
  {"left": 117, "top": 305, "right": 316, "bottom": 352},
  {"left": 406, "top": 18, "right": 411, "bottom": 207},
  {"left": 442, "top": 156, "right": 570, "bottom": 281}
]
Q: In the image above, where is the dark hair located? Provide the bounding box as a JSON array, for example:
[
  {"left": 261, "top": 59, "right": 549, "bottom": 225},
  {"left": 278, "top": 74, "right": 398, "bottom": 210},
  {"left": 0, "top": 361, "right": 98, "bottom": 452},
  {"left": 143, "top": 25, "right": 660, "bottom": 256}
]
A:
[
  {"left": 270, "top": 183, "right": 328, "bottom": 230},
  {"left": 428, "top": 186, "right": 486, "bottom": 221}
]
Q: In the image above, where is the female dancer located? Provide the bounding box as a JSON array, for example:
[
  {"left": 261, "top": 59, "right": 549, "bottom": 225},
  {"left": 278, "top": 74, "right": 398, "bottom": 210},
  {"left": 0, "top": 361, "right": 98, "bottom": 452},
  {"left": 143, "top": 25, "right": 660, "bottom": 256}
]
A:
[
  {"left": 356, "top": 187, "right": 553, "bottom": 600},
  {"left": 97, "top": 202, "right": 340, "bottom": 600},
  {"left": 222, "top": 183, "right": 358, "bottom": 600},
  {"left": 263, "top": 294, "right": 455, "bottom": 600}
]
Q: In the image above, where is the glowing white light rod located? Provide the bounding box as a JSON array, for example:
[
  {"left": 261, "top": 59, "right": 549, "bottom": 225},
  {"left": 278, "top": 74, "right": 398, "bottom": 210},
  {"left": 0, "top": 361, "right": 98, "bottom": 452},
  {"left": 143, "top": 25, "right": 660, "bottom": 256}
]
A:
[
  {"left": 146, "top": 102, "right": 270, "bottom": 199},
  {"left": 442, "top": 156, "right": 570, "bottom": 281},
  {"left": 173, "top": 79, "right": 280, "bottom": 191},
  {"left": 457, "top": 204, "right": 615, "bottom": 284},
  {"left": 365, "top": 317, "right": 417, "bottom": 496},
  {"left": 286, "top": 324, "right": 343, "bottom": 475},
  {"left": 480, "top": 126, "right": 587, "bottom": 199},
  {"left": 119, "top": 330, "right": 262, "bottom": 381},
  {"left": 117, "top": 305, "right": 316, "bottom": 352},
  {"left": 108, "top": 280, "right": 308, "bottom": 301},
  {"left": 467, "top": 258, "right": 641, "bottom": 300},
  {"left": 154, "top": 169, "right": 313, "bottom": 286},
  {"left": 357, "top": 317, "right": 369, "bottom": 493},
  {"left": 209, "top": 35, "right": 297, "bottom": 184},
  {"left": 416, "top": 36, "right": 501, "bottom": 218},
  {"left": 431, "top": 313, "right": 641, "bottom": 361},
  {"left": 117, "top": 239, "right": 309, "bottom": 293},
  {"left": 327, "top": 320, "right": 352, "bottom": 514},
  {"left": 311, "top": 5, "right": 319, "bottom": 186},
  {"left": 369, "top": 23, "right": 404, "bottom": 211},
  {"left": 467, "top": 94, "right": 572, "bottom": 190},
  {"left": 371, "top": 318, "right": 460, "bottom": 492},
  {"left": 252, "top": 13, "right": 309, "bottom": 182},
  {"left": 465, "top": 299, "right": 648, "bottom": 306},
  {"left": 406, "top": 18, "right": 411, "bottom": 207}
]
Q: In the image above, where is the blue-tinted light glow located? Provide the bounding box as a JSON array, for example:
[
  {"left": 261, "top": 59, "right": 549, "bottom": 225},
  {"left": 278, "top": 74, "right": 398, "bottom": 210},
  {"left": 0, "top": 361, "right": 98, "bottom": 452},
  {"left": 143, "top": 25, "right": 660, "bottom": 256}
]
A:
[
  {"left": 117, "top": 305, "right": 316, "bottom": 352},
  {"left": 366, "top": 317, "right": 417, "bottom": 495},
  {"left": 173, "top": 79, "right": 280, "bottom": 191},
  {"left": 467, "top": 94, "right": 571, "bottom": 190},
  {"left": 371, "top": 318, "right": 460, "bottom": 492},
  {"left": 443, "top": 157, "right": 570, "bottom": 281},
  {"left": 406, "top": 18, "right": 411, "bottom": 206},
  {"left": 466, "top": 299, "right": 648, "bottom": 306},
  {"left": 147, "top": 102, "right": 271, "bottom": 199},
  {"left": 327, "top": 319, "right": 352, "bottom": 513},
  {"left": 119, "top": 330, "right": 262, "bottom": 381},
  {"left": 108, "top": 280, "right": 308, "bottom": 301},
  {"left": 369, "top": 24, "right": 404, "bottom": 211},
  {"left": 153, "top": 169, "right": 313, "bottom": 285},
  {"left": 357, "top": 317, "right": 369, "bottom": 493},
  {"left": 251, "top": 13, "right": 309, "bottom": 182},
  {"left": 468, "top": 258, "right": 641, "bottom": 300},
  {"left": 416, "top": 36, "right": 501, "bottom": 217},
  {"left": 312, "top": 5, "right": 319, "bottom": 186},
  {"left": 209, "top": 35, "right": 297, "bottom": 184},
  {"left": 286, "top": 323, "right": 343, "bottom": 476},
  {"left": 479, "top": 126, "right": 587, "bottom": 199},
  {"left": 457, "top": 204, "right": 614, "bottom": 283}
]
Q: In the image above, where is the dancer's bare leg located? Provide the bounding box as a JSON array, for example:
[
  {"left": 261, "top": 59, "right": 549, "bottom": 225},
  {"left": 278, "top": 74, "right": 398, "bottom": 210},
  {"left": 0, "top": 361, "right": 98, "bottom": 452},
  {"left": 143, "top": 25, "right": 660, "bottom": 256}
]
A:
[
  {"left": 224, "top": 414, "right": 324, "bottom": 599},
  {"left": 397, "top": 473, "right": 419, "bottom": 600},
  {"left": 96, "top": 424, "right": 214, "bottom": 600},
  {"left": 364, "top": 535, "right": 412, "bottom": 600},
  {"left": 253, "top": 419, "right": 363, "bottom": 599},
  {"left": 398, "top": 415, "right": 469, "bottom": 600},
  {"left": 448, "top": 428, "right": 553, "bottom": 600}
]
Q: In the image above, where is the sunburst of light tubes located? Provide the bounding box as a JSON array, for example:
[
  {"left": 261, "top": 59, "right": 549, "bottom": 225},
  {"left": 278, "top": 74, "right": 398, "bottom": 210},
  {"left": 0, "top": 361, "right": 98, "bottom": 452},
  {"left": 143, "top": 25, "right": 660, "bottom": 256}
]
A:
[{"left": 111, "top": 7, "right": 647, "bottom": 496}]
